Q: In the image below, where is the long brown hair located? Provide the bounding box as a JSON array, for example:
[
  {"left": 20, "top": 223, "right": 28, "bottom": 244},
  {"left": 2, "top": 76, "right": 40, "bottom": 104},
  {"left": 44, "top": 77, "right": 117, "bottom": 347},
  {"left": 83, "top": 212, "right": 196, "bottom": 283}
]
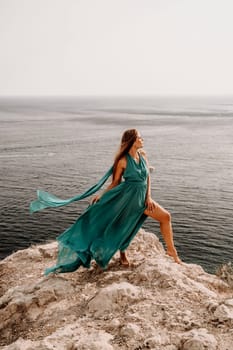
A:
[{"left": 113, "top": 129, "right": 138, "bottom": 179}]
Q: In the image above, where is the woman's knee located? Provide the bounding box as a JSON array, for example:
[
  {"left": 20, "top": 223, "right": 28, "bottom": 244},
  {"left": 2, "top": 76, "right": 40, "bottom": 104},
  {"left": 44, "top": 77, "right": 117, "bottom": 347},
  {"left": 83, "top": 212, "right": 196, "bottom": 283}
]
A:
[
  {"left": 162, "top": 210, "right": 171, "bottom": 223},
  {"left": 145, "top": 204, "right": 172, "bottom": 223}
]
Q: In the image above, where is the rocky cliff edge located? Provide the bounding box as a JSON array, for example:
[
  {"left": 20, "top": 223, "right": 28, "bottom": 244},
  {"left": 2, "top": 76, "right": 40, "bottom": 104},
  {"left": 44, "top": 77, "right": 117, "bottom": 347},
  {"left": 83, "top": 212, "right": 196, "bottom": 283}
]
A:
[{"left": 0, "top": 230, "right": 233, "bottom": 350}]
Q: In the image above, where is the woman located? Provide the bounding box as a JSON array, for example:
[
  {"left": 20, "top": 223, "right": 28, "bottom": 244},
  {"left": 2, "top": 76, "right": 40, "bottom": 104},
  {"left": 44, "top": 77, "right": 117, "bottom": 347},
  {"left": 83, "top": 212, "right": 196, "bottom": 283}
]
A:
[{"left": 30, "top": 129, "right": 181, "bottom": 275}]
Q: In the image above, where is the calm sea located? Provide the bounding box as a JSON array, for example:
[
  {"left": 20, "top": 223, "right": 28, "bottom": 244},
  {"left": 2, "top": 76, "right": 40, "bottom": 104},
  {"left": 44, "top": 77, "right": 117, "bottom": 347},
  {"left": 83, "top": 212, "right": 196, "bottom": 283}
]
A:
[{"left": 0, "top": 96, "right": 233, "bottom": 273}]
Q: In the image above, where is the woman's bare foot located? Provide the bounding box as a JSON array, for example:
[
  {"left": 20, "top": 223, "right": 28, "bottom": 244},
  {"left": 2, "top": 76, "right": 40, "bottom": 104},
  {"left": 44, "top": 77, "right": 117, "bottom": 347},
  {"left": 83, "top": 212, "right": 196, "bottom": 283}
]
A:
[
  {"left": 92, "top": 261, "right": 104, "bottom": 273},
  {"left": 120, "top": 251, "right": 130, "bottom": 267},
  {"left": 166, "top": 250, "right": 182, "bottom": 264}
]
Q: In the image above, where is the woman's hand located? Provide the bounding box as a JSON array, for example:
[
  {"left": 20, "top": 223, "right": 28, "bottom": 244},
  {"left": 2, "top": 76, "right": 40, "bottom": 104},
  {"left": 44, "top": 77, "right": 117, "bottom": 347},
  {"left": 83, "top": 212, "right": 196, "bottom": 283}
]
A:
[
  {"left": 146, "top": 195, "right": 156, "bottom": 212},
  {"left": 91, "top": 194, "right": 100, "bottom": 204}
]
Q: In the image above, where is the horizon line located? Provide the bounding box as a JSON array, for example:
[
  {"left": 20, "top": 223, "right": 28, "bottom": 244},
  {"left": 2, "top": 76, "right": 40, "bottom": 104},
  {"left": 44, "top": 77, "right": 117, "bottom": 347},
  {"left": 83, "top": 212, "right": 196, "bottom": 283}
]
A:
[{"left": 1, "top": 93, "right": 233, "bottom": 99}]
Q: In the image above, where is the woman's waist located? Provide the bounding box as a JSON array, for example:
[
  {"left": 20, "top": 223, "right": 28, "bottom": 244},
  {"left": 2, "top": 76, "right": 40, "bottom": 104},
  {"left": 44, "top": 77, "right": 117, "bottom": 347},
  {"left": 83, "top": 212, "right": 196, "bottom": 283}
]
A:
[{"left": 123, "top": 179, "right": 147, "bottom": 186}]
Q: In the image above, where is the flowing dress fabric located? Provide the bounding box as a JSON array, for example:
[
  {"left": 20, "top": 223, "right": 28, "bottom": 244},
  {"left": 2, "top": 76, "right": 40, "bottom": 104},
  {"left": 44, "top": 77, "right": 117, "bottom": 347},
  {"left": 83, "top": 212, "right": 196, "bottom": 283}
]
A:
[
  {"left": 43, "top": 154, "right": 149, "bottom": 275},
  {"left": 29, "top": 166, "right": 113, "bottom": 213}
]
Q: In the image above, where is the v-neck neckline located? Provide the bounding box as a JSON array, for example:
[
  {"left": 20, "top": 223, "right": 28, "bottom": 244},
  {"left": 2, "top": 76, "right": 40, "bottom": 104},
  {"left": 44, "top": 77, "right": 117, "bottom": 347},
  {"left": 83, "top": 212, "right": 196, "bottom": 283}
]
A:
[{"left": 128, "top": 152, "right": 140, "bottom": 165}]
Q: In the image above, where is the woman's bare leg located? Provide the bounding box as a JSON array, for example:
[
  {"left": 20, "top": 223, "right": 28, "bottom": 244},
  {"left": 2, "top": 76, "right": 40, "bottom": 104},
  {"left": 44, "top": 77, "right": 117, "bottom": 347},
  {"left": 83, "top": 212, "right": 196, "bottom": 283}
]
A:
[
  {"left": 144, "top": 202, "right": 181, "bottom": 263},
  {"left": 119, "top": 251, "right": 130, "bottom": 266}
]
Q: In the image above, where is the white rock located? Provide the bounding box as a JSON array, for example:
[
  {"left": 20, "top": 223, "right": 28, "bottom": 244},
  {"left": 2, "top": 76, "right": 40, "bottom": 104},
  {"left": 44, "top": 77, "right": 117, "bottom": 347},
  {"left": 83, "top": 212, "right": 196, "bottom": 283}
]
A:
[
  {"left": 180, "top": 328, "right": 217, "bottom": 350},
  {"left": 120, "top": 323, "right": 141, "bottom": 338},
  {"left": 165, "top": 346, "right": 178, "bottom": 350},
  {"left": 144, "top": 332, "right": 170, "bottom": 347},
  {"left": 2, "top": 230, "right": 233, "bottom": 350},
  {"left": 224, "top": 298, "right": 233, "bottom": 307},
  {"left": 88, "top": 282, "right": 140, "bottom": 316},
  {"left": 214, "top": 304, "right": 233, "bottom": 322},
  {"left": 108, "top": 318, "right": 121, "bottom": 328},
  {"left": 74, "top": 330, "right": 114, "bottom": 350},
  {"left": 1, "top": 338, "right": 41, "bottom": 350}
]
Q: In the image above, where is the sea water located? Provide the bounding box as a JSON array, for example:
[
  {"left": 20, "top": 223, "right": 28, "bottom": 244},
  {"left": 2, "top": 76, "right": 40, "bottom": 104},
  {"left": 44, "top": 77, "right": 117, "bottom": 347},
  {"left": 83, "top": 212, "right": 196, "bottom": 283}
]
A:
[{"left": 0, "top": 96, "right": 232, "bottom": 273}]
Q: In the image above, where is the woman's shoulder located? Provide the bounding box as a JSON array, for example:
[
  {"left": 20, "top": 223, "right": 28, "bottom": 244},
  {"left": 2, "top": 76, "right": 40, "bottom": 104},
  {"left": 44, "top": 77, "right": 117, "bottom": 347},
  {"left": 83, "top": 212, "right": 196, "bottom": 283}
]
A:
[
  {"left": 138, "top": 149, "right": 147, "bottom": 160},
  {"left": 118, "top": 156, "right": 127, "bottom": 168}
]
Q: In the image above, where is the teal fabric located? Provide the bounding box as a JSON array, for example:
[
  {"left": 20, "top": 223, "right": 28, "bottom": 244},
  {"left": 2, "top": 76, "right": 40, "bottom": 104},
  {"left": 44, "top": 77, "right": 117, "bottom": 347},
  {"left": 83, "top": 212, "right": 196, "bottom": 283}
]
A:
[
  {"left": 30, "top": 166, "right": 113, "bottom": 214},
  {"left": 30, "top": 153, "right": 149, "bottom": 275}
]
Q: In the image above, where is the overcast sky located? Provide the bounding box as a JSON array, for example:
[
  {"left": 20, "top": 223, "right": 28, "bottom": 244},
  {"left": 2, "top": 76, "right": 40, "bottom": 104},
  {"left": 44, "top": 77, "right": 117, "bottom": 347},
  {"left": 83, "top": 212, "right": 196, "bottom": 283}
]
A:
[{"left": 0, "top": 0, "right": 233, "bottom": 96}]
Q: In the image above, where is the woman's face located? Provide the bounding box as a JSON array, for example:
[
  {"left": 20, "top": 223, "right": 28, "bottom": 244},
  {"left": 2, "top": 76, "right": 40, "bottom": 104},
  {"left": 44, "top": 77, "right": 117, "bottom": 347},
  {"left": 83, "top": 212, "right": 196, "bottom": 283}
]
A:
[{"left": 134, "top": 132, "right": 144, "bottom": 149}]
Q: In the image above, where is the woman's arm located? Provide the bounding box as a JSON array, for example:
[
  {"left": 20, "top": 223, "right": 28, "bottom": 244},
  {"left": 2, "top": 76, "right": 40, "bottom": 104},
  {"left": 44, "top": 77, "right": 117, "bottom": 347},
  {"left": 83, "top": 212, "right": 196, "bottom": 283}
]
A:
[
  {"left": 91, "top": 157, "right": 126, "bottom": 203},
  {"left": 106, "top": 157, "right": 126, "bottom": 190},
  {"left": 146, "top": 174, "right": 152, "bottom": 200},
  {"left": 140, "top": 151, "right": 156, "bottom": 211}
]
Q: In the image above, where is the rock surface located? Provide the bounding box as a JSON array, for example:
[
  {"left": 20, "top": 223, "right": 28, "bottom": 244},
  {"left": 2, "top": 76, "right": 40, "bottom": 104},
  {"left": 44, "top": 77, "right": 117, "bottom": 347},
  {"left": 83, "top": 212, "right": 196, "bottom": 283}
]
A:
[{"left": 0, "top": 229, "right": 232, "bottom": 349}]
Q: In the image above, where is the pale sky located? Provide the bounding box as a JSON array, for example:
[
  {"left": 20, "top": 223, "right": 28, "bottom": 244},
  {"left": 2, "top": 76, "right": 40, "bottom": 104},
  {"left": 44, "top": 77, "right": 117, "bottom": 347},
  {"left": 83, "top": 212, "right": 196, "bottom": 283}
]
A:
[{"left": 0, "top": 0, "right": 233, "bottom": 96}]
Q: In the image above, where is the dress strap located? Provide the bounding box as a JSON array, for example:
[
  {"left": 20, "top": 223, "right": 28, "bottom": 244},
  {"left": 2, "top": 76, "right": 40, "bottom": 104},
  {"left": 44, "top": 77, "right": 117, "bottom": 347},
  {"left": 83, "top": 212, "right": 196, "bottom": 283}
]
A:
[{"left": 30, "top": 166, "right": 113, "bottom": 214}]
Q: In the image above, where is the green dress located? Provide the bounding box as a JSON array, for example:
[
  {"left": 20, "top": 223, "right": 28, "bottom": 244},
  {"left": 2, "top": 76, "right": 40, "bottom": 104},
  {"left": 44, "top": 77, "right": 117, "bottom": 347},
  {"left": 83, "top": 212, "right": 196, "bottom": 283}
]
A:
[{"left": 30, "top": 153, "right": 149, "bottom": 274}]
